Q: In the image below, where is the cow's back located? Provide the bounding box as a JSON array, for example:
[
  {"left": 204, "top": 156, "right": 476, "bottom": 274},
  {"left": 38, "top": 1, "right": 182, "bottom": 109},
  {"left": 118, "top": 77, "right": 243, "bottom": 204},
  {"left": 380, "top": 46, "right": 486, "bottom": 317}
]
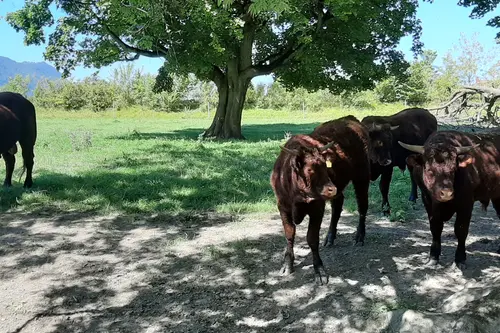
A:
[
  {"left": 465, "top": 132, "right": 500, "bottom": 199},
  {"left": 312, "top": 115, "right": 371, "bottom": 184}
]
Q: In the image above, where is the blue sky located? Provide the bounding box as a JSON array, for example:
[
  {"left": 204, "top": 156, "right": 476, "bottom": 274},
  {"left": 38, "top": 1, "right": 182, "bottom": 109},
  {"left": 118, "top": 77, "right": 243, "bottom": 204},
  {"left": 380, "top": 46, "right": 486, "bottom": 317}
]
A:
[{"left": 1, "top": 0, "right": 499, "bottom": 85}]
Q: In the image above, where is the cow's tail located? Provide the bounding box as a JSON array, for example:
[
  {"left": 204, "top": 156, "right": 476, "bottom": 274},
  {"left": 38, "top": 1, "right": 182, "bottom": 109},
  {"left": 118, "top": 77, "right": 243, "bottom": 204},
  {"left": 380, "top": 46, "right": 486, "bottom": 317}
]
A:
[{"left": 18, "top": 162, "right": 26, "bottom": 183}]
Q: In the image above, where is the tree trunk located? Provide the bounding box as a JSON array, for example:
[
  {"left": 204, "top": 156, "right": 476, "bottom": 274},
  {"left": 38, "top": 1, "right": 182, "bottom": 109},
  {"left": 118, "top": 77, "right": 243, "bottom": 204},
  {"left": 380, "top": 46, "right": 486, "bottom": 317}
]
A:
[{"left": 202, "top": 70, "right": 250, "bottom": 140}]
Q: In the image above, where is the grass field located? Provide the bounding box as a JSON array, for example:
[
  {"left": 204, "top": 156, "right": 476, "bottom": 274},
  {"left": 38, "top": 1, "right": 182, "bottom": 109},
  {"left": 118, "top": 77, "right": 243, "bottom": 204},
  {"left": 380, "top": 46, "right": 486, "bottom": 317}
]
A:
[{"left": 0, "top": 104, "right": 414, "bottom": 220}]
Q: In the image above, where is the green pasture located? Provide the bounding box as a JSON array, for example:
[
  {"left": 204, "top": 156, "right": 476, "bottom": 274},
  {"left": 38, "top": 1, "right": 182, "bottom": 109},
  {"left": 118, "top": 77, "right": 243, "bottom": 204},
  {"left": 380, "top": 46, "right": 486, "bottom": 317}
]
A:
[{"left": 0, "top": 105, "right": 414, "bottom": 220}]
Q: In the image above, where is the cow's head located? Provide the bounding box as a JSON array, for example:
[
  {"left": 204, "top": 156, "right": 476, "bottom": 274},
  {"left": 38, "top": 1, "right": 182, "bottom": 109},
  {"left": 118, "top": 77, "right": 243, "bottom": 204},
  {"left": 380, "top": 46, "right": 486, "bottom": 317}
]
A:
[
  {"left": 399, "top": 141, "right": 479, "bottom": 202},
  {"left": 367, "top": 123, "right": 399, "bottom": 166},
  {"left": 280, "top": 141, "right": 337, "bottom": 201}
]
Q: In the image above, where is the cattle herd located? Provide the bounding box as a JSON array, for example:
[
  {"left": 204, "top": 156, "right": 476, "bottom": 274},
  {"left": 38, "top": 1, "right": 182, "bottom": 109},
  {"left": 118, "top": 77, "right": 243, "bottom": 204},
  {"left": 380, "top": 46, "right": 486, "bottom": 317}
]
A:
[
  {"left": 271, "top": 107, "right": 500, "bottom": 284},
  {"left": 1, "top": 90, "right": 500, "bottom": 286}
]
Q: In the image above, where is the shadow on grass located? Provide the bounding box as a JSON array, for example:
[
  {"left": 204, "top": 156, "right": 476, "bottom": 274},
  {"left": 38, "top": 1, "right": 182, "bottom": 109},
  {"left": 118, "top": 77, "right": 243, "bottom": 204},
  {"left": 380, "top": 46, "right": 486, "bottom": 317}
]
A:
[
  {"left": 0, "top": 138, "right": 280, "bottom": 214},
  {"left": 2, "top": 206, "right": 500, "bottom": 333},
  {"left": 110, "top": 122, "right": 322, "bottom": 142}
]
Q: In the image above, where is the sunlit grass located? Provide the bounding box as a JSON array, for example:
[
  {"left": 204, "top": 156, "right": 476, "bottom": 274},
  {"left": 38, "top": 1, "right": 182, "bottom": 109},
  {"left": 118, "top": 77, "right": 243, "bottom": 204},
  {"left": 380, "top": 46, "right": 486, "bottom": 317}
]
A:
[{"left": 0, "top": 104, "right": 413, "bottom": 218}]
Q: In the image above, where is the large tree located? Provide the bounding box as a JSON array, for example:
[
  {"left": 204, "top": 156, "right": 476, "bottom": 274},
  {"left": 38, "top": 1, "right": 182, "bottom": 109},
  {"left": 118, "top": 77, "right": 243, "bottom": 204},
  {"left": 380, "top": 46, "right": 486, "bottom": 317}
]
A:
[{"left": 7, "top": 0, "right": 424, "bottom": 139}]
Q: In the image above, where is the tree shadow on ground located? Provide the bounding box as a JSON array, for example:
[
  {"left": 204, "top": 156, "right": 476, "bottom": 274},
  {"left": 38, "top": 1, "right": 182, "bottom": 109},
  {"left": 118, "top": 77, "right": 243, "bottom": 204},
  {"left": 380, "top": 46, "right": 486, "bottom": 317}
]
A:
[
  {"left": 2, "top": 203, "right": 500, "bottom": 333},
  {"left": 110, "top": 122, "right": 322, "bottom": 142}
]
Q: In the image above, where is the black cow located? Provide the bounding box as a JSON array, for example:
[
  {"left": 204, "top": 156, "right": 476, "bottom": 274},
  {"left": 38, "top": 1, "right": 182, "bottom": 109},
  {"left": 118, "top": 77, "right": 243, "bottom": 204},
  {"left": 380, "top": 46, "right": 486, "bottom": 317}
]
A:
[
  {"left": 362, "top": 108, "right": 437, "bottom": 215},
  {"left": 0, "top": 92, "right": 37, "bottom": 188}
]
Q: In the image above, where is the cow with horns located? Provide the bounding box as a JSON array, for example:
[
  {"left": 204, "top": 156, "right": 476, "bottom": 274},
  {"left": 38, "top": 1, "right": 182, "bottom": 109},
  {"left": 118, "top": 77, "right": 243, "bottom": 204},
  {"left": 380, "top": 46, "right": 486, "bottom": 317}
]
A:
[
  {"left": 271, "top": 115, "right": 371, "bottom": 284},
  {"left": 399, "top": 130, "right": 500, "bottom": 268},
  {"left": 362, "top": 108, "right": 437, "bottom": 215}
]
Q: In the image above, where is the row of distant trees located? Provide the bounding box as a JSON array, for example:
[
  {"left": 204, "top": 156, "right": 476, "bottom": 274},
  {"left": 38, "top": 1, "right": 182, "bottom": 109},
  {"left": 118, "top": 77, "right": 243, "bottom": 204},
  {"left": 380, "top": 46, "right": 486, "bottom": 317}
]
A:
[{"left": 2, "top": 33, "right": 499, "bottom": 113}]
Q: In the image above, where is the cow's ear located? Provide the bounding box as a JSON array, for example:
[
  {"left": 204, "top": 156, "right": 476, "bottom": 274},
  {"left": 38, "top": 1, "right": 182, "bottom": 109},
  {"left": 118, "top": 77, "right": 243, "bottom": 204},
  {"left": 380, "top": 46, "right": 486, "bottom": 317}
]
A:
[
  {"left": 406, "top": 154, "right": 423, "bottom": 167},
  {"left": 457, "top": 154, "right": 474, "bottom": 168}
]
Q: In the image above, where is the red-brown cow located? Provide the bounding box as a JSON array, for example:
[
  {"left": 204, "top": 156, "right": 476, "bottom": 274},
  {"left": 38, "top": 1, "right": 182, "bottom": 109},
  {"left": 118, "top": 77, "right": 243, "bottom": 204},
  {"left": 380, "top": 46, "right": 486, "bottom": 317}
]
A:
[
  {"left": 271, "top": 116, "right": 371, "bottom": 284},
  {"left": 362, "top": 108, "right": 437, "bottom": 215},
  {"left": 400, "top": 130, "right": 500, "bottom": 268},
  {"left": 271, "top": 134, "right": 337, "bottom": 284},
  {"left": 312, "top": 116, "right": 371, "bottom": 248},
  {"left": 0, "top": 92, "right": 37, "bottom": 188}
]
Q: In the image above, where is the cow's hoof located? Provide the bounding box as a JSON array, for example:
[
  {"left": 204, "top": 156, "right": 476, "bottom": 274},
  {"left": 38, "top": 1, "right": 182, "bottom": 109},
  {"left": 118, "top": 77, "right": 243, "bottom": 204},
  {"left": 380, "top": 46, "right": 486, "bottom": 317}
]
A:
[
  {"left": 280, "top": 263, "right": 294, "bottom": 276},
  {"left": 323, "top": 232, "right": 335, "bottom": 247},
  {"left": 314, "top": 266, "right": 329, "bottom": 285},
  {"left": 455, "top": 261, "right": 467, "bottom": 270},
  {"left": 426, "top": 258, "right": 439, "bottom": 267},
  {"left": 354, "top": 232, "right": 365, "bottom": 246},
  {"left": 383, "top": 209, "right": 391, "bottom": 216}
]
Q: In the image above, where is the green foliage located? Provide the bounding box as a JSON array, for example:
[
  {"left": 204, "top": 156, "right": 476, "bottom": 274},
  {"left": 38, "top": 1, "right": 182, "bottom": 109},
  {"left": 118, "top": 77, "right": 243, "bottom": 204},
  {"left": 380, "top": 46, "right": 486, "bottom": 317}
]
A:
[
  {"left": 430, "top": 53, "right": 461, "bottom": 102},
  {"left": 0, "top": 74, "right": 31, "bottom": 97},
  {"left": 86, "top": 78, "right": 115, "bottom": 112},
  {"left": 60, "top": 80, "right": 87, "bottom": 111},
  {"left": 458, "top": 0, "right": 500, "bottom": 40},
  {"left": 375, "top": 77, "right": 405, "bottom": 104},
  {"left": 33, "top": 78, "right": 65, "bottom": 108},
  {"left": 6, "top": 0, "right": 424, "bottom": 127},
  {"left": 404, "top": 51, "right": 436, "bottom": 105}
]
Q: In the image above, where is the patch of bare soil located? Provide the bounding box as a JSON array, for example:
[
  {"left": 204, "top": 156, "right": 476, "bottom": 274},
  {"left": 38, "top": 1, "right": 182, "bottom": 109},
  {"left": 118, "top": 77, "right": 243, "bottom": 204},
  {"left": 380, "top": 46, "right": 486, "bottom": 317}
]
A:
[{"left": 1, "top": 202, "right": 500, "bottom": 333}]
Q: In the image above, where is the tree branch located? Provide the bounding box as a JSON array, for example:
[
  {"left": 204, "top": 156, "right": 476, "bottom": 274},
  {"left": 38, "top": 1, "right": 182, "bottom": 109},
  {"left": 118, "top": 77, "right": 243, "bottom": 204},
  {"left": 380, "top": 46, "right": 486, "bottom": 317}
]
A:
[
  {"left": 240, "top": 20, "right": 256, "bottom": 70},
  {"left": 242, "top": 0, "right": 333, "bottom": 79},
  {"left": 104, "top": 25, "right": 168, "bottom": 58},
  {"left": 247, "top": 43, "right": 303, "bottom": 77},
  {"left": 463, "top": 85, "right": 500, "bottom": 96},
  {"left": 209, "top": 66, "right": 226, "bottom": 88}
]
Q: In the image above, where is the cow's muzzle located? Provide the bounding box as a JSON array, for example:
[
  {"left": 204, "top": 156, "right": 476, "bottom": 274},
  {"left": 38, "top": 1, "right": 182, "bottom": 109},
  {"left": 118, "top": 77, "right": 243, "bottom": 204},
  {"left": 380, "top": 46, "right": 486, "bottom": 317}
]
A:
[{"left": 436, "top": 189, "right": 454, "bottom": 202}]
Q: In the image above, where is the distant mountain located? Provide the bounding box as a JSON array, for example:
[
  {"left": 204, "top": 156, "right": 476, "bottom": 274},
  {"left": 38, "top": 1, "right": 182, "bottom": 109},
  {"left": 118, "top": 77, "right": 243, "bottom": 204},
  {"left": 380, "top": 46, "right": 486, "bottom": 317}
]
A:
[{"left": 0, "top": 56, "right": 61, "bottom": 93}]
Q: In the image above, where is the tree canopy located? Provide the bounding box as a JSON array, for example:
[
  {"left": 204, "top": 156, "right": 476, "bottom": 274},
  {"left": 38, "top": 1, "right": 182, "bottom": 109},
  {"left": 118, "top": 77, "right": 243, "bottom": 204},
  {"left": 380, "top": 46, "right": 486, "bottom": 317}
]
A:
[
  {"left": 458, "top": 0, "right": 500, "bottom": 40},
  {"left": 7, "top": 0, "right": 426, "bottom": 138}
]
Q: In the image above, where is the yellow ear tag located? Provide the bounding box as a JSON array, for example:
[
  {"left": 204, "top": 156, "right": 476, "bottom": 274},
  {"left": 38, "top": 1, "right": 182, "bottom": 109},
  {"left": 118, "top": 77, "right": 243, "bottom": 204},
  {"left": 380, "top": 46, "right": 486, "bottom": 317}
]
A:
[{"left": 326, "top": 160, "right": 332, "bottom": 168}]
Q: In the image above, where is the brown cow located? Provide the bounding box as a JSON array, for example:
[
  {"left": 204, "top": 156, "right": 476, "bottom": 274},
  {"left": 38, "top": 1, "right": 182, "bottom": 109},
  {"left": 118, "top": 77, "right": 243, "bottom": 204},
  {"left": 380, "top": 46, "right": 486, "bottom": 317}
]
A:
[
  {"left": 271, "top": 116, "right": 371, "bottom": 284},
  {"left": 312, "top": 116, "right": 371, "bottom": 248},
  {"left": 0, "top": 92, "right": 37, "bottom": 188},
  {"left": 362, "top": 108, "right": 437, "bottom": 215},
  {"left": 400, "top": 130, "right": 500, "bottom": 268},
  {"left": 271, "top": 134, "right": 337, "bottom": 284}
]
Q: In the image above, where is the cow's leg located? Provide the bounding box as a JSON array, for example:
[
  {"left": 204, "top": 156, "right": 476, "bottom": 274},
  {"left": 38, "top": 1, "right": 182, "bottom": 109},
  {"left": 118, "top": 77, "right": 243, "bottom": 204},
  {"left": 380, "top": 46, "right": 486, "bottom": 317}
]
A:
[
  {"left": 353, "top": 179, "right": 370, "bottom": 245},
  {"left": 428, "top": 215, "right": 444, "bottom": 266},
  {"left": 2, "top": 152, "right": 16, "bottom": 187},
  {"left": 428, "top": 203, "right": 455, "bottom": 266},
  {"left": 19, "top": 140, "right": 34, "bottom": 188},
  {"left": 307, "top": 200, "right": 327, "bottom": 284},
  {"left": 454, "top": 204, "right": 473, "bottom": 269},
  {"left": 279, "top": 208, "right": 297, "bottom": 275},
  {"left": 380, "top": 167, "right": 393, "bottom": 215},
  {"left": 407, "top": 163, "right": 418, "bottom": 203},
  {"left": 489, "top": 198, "right": 500, "bottom": 254},
  {"left": 323, "top": 193, "right": 344, "bottom": 247}
]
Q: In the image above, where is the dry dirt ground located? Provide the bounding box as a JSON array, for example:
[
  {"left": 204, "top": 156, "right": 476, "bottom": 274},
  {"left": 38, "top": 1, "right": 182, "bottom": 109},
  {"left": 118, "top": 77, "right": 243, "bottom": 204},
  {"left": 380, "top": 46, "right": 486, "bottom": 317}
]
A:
[{"left": 1, "top": 202, "right": 500, "bottom": 333}]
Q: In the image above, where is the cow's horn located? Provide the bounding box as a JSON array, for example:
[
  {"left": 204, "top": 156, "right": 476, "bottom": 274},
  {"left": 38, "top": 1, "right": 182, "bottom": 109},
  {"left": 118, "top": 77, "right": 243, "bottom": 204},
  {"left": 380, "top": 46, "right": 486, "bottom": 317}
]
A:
[
  {"left": 456, "top": 144, "right": 480, "bottom": 154},
  {"left": 390, "top": 125, "right": 399, "bottom": 130},
  {"left": 319, "top": 141, "right": 335, "bottom": 151},
  {"left": 371, "top": 123, "right": 383, "bottom": 131},
  {"left": 398, "top": 141, "right": 425, "bottom": 154},
  {"left": 280, "top": 145, "right": 301, "bottom": 156}
]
